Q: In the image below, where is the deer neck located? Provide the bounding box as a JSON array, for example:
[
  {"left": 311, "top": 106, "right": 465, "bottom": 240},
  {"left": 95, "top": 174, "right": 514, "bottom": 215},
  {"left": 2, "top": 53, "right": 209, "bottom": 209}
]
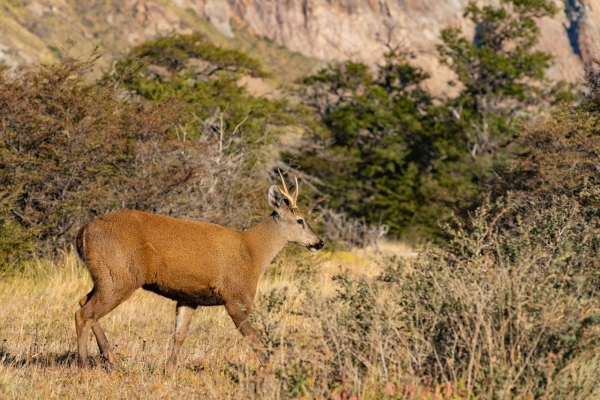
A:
[{"left": 243, "top": 215, "right": 287, "bottom": 273}]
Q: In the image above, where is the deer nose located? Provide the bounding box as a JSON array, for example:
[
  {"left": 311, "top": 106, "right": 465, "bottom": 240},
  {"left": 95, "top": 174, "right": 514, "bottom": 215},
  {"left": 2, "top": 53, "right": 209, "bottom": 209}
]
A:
[{"left": 314, "top": 240, "right": 324, "bottom": 250}]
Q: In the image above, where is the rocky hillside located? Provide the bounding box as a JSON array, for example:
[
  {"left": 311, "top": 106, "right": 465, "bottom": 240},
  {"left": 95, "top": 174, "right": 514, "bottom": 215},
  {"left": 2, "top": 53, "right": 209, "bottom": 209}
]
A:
[{"left": 1, "top": 0, "right": 597, "bottom": 91}]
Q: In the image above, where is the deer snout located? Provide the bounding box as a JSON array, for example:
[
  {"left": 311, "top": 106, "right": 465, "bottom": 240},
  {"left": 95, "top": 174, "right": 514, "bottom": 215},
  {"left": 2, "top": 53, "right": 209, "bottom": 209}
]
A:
[{"left": 308, "top": 240, "right": 324, "bottom": 252}]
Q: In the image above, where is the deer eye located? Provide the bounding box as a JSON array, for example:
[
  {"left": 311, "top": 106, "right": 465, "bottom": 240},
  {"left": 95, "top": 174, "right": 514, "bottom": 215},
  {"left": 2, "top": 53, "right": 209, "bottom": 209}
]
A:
[{"left": 297, "top": 219, "right": 303, "bottom": 225}]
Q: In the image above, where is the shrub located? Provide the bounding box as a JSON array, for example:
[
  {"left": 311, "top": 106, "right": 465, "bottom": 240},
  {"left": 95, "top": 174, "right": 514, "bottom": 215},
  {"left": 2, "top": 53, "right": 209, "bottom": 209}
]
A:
[
  {"left": 237, "top": 191, "right": 600, "bottom": 398},
  {"left": 110, "top": 33, "right": 298, "bottom": 156},
  {"left": 0, "top": 50, "right": 269, "bottom": 266},
  {"left": 393, "top": 193, "right": 600, "bottom": 397},
  {"left": 0, "top": 191, "right": 36, "bottom": 268},
  {"left": 0, "top": 53, "right": 184, "bottom": 252},
  {"left": 326, "top": 192, "right": 600, "bottom": 397},
  {"left": 496, "top": 61, "right": 600, "bottom": 203}
]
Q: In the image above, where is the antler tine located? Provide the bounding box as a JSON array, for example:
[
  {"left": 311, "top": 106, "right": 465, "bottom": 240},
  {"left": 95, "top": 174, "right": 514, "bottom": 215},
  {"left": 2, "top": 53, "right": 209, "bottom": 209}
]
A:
[
  {"left": 277, "top": 169, "right": 298, "bottom": 209},
  {"left": 293, "top": 176, "right": 299, "bottom": 205},
  {"left": 277, "top": 169, "right": 288, "bottom": 194}
]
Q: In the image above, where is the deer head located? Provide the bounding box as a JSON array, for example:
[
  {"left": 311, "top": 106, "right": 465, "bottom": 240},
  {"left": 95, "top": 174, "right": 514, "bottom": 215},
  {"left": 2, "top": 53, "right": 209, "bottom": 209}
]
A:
[{"left": 267, "top": 171, "right": 324, "bottom": 252}]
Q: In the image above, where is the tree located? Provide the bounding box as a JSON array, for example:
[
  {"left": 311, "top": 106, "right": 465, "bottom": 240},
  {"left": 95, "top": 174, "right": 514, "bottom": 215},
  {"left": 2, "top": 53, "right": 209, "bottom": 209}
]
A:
[
  {"left": 109, "top": 34, "right": 298, "bottom": 158},
  {"left": 294, "top": 0, "right": 565, "bottom": 238},
  {"left": 437, "top": 0, "right": 558, "bottom": 158},
  {"left": 293, "top": 51, "right": 438, "bottom": 234}
]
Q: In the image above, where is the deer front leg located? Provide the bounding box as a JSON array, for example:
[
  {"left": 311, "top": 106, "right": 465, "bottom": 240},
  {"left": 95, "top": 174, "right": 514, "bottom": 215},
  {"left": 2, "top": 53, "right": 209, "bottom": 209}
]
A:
[
  {"left": 224, "top": 299, "right": 268, "bottom": 365},
  {"left": 165, "top": 302, "right": 197, "bottom": 374}
]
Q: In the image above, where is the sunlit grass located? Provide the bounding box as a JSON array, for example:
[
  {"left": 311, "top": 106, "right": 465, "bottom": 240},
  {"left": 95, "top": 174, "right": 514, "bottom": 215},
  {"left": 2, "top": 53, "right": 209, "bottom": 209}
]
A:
[{"left": 0, "top": 242, "right": 404, "bottom": 398}]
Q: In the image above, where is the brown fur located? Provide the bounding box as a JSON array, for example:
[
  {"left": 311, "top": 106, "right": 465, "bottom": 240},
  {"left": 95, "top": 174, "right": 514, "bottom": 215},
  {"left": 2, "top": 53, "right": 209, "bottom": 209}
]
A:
[{"left": 74, "top": 185, "right": 323, "bottom": 371}]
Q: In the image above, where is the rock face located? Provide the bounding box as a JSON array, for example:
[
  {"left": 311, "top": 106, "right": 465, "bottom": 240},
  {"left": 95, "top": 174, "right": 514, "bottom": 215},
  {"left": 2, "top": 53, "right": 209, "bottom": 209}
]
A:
[
  {"left": 192, "top": 0, "right": 597, "bottom": 93},
  {"left": 0, "top": 0, "right": 597, "bottom": 90},
  {"left": 572, "top": 0, "right": 600, "bottom": 66}
]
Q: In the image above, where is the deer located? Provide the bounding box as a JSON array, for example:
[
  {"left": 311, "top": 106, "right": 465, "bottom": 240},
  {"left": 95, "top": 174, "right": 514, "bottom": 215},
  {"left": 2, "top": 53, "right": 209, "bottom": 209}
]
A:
[{"left": 74, "top": 172, "right": 324, "bottom": 372}]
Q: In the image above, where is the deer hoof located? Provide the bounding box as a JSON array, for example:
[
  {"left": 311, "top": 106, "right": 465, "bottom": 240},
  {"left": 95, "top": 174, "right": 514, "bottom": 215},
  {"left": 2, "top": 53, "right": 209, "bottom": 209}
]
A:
[
  {"left": 165, "top": 363, "right": 175, "bottom": 375},
  {"left": 77, "top": 359, "right": 89, "bottom": 370}
]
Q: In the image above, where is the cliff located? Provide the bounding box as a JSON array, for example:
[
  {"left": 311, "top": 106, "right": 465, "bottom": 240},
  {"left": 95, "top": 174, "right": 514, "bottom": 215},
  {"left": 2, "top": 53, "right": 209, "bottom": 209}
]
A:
[{"left": 0, "top": 0, "right": 597, "bottom": 91}]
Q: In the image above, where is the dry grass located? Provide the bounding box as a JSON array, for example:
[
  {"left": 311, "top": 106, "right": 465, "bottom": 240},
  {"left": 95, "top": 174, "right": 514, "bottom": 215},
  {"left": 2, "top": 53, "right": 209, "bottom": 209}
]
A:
[{"left": 0, "top": 242, "right": 410, "bottom": 399}]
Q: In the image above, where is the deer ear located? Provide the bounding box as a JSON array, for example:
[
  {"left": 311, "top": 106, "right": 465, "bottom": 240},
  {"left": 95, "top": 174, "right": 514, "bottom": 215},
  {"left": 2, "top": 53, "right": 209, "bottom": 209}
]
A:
[{"left": 268, "top": 185, "right": 284, "bottom": 210}]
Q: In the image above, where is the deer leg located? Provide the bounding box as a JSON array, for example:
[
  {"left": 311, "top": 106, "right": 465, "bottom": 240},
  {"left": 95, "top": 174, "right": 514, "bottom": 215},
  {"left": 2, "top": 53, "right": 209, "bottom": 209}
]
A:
[
  {"left": 224, "top": 300, "right": 268, "bottom": 365},
  {"left": 75, "top": 305, "right": 94, "bottom": 368},
  {"left": 80, "top": 288, "right": 114, "bottom": 368},
  {"left": 165, "top": 302, "right": 197, "bottom": 374},
  {"left": 91, "top": 322, "right": 114, "bottom": 368},
  {"left": 75, "top": 287, "right": 136, "bottom": 369}
]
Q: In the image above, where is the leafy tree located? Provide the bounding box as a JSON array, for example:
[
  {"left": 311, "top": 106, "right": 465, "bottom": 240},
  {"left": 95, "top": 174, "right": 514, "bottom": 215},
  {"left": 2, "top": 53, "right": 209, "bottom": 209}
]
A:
[
  {"left": 438, "top": 0, "right": 558, "bottom": 158},
  {"left": 293, "top": 52, "right": 438, "bottom": 234},
  {"left": 118, "top": 34, "right": 266, "bottom": 78},
  {"left": 294, "top": 0, "right": 564, "bottom": 238},
  {"left": 110, "top": 34, "right": 299, "bottom": 157}
]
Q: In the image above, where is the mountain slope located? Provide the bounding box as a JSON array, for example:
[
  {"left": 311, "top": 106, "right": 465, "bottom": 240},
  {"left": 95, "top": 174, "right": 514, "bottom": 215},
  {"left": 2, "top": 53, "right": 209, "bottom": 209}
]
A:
[{"left": 0, "top": 0, "right": 596, "bottom": 90}]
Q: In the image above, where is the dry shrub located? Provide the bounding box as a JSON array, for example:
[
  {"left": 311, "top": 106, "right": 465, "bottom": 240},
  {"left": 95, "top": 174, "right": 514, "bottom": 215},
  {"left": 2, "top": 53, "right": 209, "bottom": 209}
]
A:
[
  {"left": 0, "top": 54, "right": 268, "bottom": 265},
  {"left": 314, "top": 207, "right": 389, "bottom": 249},
  {"left": 391, "top": 193, "right": 600, "bottom": 398},
  {"left": 233, "top": 191, "right": 600, "bottom": 399},
  {"left": 511, "top": 110, "right": 600, "bottom": 198},
  {"left": 500, "top": 60, "right": 600, "bottom": 201}
]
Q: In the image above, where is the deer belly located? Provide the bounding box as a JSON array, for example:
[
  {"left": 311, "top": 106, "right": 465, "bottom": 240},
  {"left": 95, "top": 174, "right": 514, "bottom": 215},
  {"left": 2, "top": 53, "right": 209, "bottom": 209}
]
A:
[{"left": 141, "top": 283, "right": 225, "bottom": 306}]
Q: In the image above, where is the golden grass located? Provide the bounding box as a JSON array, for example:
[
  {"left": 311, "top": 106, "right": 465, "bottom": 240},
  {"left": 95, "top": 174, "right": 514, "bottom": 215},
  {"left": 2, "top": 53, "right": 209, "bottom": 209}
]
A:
[{"left": 0, "top": 242, "right": 408, "bottom": 399}]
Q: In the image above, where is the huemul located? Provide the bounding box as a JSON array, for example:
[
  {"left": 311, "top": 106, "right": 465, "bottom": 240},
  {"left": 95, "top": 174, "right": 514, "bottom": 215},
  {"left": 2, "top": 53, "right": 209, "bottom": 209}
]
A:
[{"left": 75, "top": 172, "right": 324, "bottom": 371}]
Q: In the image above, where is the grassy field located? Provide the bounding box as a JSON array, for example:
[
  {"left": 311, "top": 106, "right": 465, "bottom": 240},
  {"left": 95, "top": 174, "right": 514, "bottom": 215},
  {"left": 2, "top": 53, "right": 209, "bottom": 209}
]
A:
[
  {"left": 3, "top": 199, "right": 600, "bottom": 399},
  {"left": 0, "top": 241, "right": 418, "bottom": 399}
]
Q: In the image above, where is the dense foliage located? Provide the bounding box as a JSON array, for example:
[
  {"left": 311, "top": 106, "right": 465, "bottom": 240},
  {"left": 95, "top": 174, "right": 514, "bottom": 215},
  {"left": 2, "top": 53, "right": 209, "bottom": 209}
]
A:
[
  {"left": 293, "top": 54, "right": 438, "bottom": 234},
  {"left": 293, "top": 0, "right": 564, "bottom": 238},
  {"left": 110, "top": 34, "right": 300, "bottom": 154}
]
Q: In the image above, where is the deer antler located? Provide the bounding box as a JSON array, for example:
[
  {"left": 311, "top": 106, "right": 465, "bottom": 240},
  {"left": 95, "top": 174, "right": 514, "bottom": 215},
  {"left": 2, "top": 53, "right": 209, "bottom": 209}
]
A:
[{"left": 278, "top": 169, "right": 299, "bottom": 209}]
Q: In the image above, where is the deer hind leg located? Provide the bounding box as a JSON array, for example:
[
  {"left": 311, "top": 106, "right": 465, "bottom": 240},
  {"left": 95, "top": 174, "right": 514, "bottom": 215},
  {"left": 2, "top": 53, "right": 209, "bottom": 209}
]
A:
[
  {"left": 91, "top": 321, "right": 114, "bottom": 368},
  {"left": 79, "top": 288, "right": 114, "bottom": 367},
  {"left": 165, "top": 302, "right": 197, "bottom": 374},
  {"left": 75, "top": 286, "right": 137, "bottom": 369},
  {"left": 224, "top": 299, "right": 268, "bottom": 366},
  {"left": 75, "top": 301, "right": 94, "bottom": 368}
]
